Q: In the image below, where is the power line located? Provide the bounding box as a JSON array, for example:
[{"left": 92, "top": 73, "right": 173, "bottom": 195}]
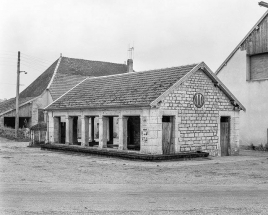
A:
[
  {"left": 21, "top": 56, "right": 50, "bottom": 66},
  {"left": 21, "top": 53, "right": 52, "bottom": 64},
  {"left": 20, "top": 58, "right": 49, "bottom": 68}
]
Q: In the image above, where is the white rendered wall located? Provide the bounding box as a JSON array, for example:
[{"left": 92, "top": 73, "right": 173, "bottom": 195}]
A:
[{"left": 217, "top": 50, "right": 268, "bottom": 145}]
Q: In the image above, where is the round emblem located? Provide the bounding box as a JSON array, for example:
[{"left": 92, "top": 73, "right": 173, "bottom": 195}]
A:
[{"left": 193, "top": 93, "right": 204, "bottom": 108}]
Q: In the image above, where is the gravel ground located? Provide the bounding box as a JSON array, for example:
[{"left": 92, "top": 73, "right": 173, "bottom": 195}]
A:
[{"left": 0, "top": 137, "right": 268, "bottom": 214}]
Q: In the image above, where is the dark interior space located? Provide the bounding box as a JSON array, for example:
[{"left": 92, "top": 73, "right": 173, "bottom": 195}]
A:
[
  {"left": 4, "top": 117, "right": 30, "bottom": 128},
  {"left": 60, "top": 122, "right": 66, "bottom": 144},
  {"left": 221, "top": 116, "right": 230, "bottom": 122},
  {"left": 108, "top": 116, "right": 113, "bottom": 144},
  {"left": 73, "top": 116, "right": 80, "bottom": 145},
  {"left": 127, "top": 116, "right": 140, "bottom": 151},
  {"left": 162, "top": 116, "right": 171, "bottom": 122}
]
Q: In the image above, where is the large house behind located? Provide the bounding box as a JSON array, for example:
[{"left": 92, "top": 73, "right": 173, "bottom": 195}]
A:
[
  {"left": 216, "top": 10, "right": 268, "bottom": 145},
  {"left": 0, "top": 56, "right": 130, "bottom": 128}
]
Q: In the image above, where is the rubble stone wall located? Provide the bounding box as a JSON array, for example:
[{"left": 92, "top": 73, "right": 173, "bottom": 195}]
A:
[{"left": 160, "top": 69, "right": 240, "bottom": 156}]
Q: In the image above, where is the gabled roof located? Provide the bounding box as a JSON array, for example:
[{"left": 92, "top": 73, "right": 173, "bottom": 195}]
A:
[
  {"left": 0, "top": 97, "right": 36, "bottom": 116},
  {"left": 216, "top": 10, "right": 268, "bottom": 75},
  {"left": 0, "top": 56, "right": 128, "bottom": 115},
  {"left": 46, "top": 62, "right": 245, "bottom": 111}
]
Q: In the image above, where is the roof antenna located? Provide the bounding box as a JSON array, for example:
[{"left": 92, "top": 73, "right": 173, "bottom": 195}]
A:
[
  {"left": 60, "top": 53, "right": 62, "bottom": 57},
  {"left": 128, "top": 46, "right": 134, "bottom": 60}
]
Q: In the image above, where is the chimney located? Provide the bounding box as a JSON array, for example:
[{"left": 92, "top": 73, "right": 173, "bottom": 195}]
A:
[{"left": 127, "top": 59, "right": 133, "bottom": 73}]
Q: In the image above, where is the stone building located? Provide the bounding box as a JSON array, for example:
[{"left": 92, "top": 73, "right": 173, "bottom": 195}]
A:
[
  {"left": 45, "top": 62, "right": 245, "bottom": 156},
  {"left": 216, "top": 10, "right": 268, "bottom": 146},
  {"left": 0, "top": 56, "right": 129, "bottom": 129}
]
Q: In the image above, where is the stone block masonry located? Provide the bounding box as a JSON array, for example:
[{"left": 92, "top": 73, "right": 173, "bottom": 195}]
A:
[{"left": 160, "top": 69, "right": 238, "bottom": 156}]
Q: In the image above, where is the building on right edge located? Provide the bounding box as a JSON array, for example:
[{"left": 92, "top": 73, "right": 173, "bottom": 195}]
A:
[{"left": 216, "top": 10, "right": 268, "bottom": 146}]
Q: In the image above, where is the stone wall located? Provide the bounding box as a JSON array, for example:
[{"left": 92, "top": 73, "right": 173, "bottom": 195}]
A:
[{"left": 160, "top": 69, "right": 239, "bottom": 156}]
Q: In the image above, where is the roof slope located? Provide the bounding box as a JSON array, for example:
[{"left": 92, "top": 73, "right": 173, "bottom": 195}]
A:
[
  {"left": 0, "top": 60, "right": 58, "bottom": 115},
  {"left": 216, "top": 10, "right": 268, "bottom": 75},
  {"left": 48, "top": 57, "right": 128, "bottom": 100},
  {"left": 0, "top": 97, "right": 35, "bottom": 115},
  {"left": 49, "top": 73, "right": 87, "bottom": 100},
  {"left": 57, "top": 57, "right": 128, "bottom": 76},
  {"left": 0, "top": 56, "right": 128, "bottom": 114},
  {"left": 20, "top": 59, "right": 59, "bottom": 98},
  {"left": 47, "top": 64, "right": 198, "bottom": 110}
]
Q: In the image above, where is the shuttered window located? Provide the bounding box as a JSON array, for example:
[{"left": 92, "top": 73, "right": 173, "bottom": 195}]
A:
[{"left": 250, "top": 53, "right": 268, "bottom": 80}]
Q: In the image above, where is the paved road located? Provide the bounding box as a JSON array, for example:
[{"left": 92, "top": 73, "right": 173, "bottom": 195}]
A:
[{"left": 2, "top": 183, "right": 268, "bottom": 214}]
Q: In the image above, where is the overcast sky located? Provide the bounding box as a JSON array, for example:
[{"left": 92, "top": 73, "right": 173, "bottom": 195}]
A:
[{"left": 0, "top": 0, "right": 266, "bottom": 99}]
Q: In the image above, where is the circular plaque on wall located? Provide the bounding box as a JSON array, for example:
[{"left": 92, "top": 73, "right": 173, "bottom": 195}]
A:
[{"left": 193, "top": 93, "right": 204, "bottom": 108}]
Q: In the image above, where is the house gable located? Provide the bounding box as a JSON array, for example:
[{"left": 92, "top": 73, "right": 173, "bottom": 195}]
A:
[
  {"left": 159, "top": 68, "right": 237, "bottom": 156},
  {"left": 216, "top": 11, "right": 268, "bottom": 75},
  {"left": 152, "top": 62, "right": 245, "bottom": 111}
]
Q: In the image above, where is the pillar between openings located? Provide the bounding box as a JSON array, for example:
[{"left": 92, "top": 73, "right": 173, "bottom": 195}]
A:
[
  {"left": 118, "top": 116, "right": 128, "bottom": 150},
  {"left": 81, "top": 116, "right": 89, "bottom": 146},
  {"left": 53, "top": 117, "right": 60, "bottom": 143},
  {"left": 99, "top": 116, "right": 108, "bottom": 149},
  {"left": 66, "top": 116, "right": 74, "bottom": 145}
]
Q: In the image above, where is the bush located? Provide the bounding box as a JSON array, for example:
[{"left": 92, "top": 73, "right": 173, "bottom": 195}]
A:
[
  {"left": 0, "top": 126, "right": 30, "bottom": 141},
  {"left": 247, "top": 143, "right": 268, "bottom": 151},
  {"left": 248, "top": 143, "right": 255, "bottom": 150}
]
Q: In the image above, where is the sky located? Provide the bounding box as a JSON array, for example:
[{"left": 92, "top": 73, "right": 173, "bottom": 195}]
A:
[{"left": 0, "top": 0, "right": 266, "bottom": 99}]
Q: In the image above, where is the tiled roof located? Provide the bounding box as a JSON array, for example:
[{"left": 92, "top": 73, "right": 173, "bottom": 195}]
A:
[
  {"left": 0, "top": 97, "right": 35, "bottom": 115},
  {"left": 0, "top": 59, "right": 58, "bottom": 115},
  {"left": 0, "top": 57, "right": 128, "bottom": 114},
  {"left": 47, "top": 64, "right": 198, "bottom": 110},
  {"left": 20, "top": 59, "right": 59, "bottom": 98},
  {"left": 49, "top": 73, "right": 87, "bottom": 100},
  {"left": 49, "top": 57, "right": 128, "bottom": 100},
  {"left": 57, "top": 57, "right": 128, "bottom": 77}
]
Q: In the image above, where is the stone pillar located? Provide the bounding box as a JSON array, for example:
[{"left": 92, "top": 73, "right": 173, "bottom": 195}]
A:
[
  {"left": 0, "top": 116, "right": 4, "bottom": 127},
  {"left": 53, "top": 117, "right": 60, "bottom": 143},
  {"left": 66, "top": 116, "right": 73, "bottom": 145},
  {"left": 81, "top": 116, "right": 89, "bottom": 147},
  {"left": 99, "top": 116, "right": 108, "bottom": 149},
  {"left": 118, "top": 116, "right": 128, "bottom": 150},
  {"left": 47, "top": 112, "right": 53, "bottom": 143}
]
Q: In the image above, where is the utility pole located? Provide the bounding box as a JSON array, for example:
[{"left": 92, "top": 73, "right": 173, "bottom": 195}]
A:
[
  {"left": 15, "top": 51, "right": 20, "bottom": 138},
  {"left": 15, "top": 51, "right": 27, "bottom": 138}
]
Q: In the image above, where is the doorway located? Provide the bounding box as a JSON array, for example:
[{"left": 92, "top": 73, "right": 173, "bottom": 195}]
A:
[
  {"left": 162, "top": 116, "right": 175, "bottom": 154},
  {"left": 60, "top": 122, "right": 66, "bottom": 144},
  {"left": 220, "top": 116, "right": 230, "bottom": 156},
  {"left": 127, "top": 116, "right": 140, "bottom": 151}
]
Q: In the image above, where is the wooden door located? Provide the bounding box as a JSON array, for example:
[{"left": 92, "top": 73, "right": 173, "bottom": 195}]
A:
[
  {"left": 220, "top": 122, "right": 230, "bottom": 156},
  {"left": 162, "top": 122, "right": 174, "bottom": 154}
]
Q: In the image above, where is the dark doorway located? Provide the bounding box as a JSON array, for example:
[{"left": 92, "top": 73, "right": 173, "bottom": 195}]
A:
[
  {"left": 60, "top": 122, "right": 66, "bottom": 144},
  {"left": 220, "top": 117, "right": 230, "bottom": 156},
  {"left": 73, "top": 116, "right": 79, "bottom": 145},
  {"left": 127, "top": 116, "right": 140, "bottom": 151},
  {"left": 107, "top": 116, "right": 117, "bottom": 148},
  {"left": 4, "top": 117, "right": 30, "bottom": 128},
  {"left": 162, "top": 116, "right": 175, "bottom": 155}
]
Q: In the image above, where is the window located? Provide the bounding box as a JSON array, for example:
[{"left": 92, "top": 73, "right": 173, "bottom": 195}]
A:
[
  {"left": 247, "top": 53, "right": 268, "bottom": 81},
  {"left": 38, "top": 109, "right": 44, "bottom": 122}
]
